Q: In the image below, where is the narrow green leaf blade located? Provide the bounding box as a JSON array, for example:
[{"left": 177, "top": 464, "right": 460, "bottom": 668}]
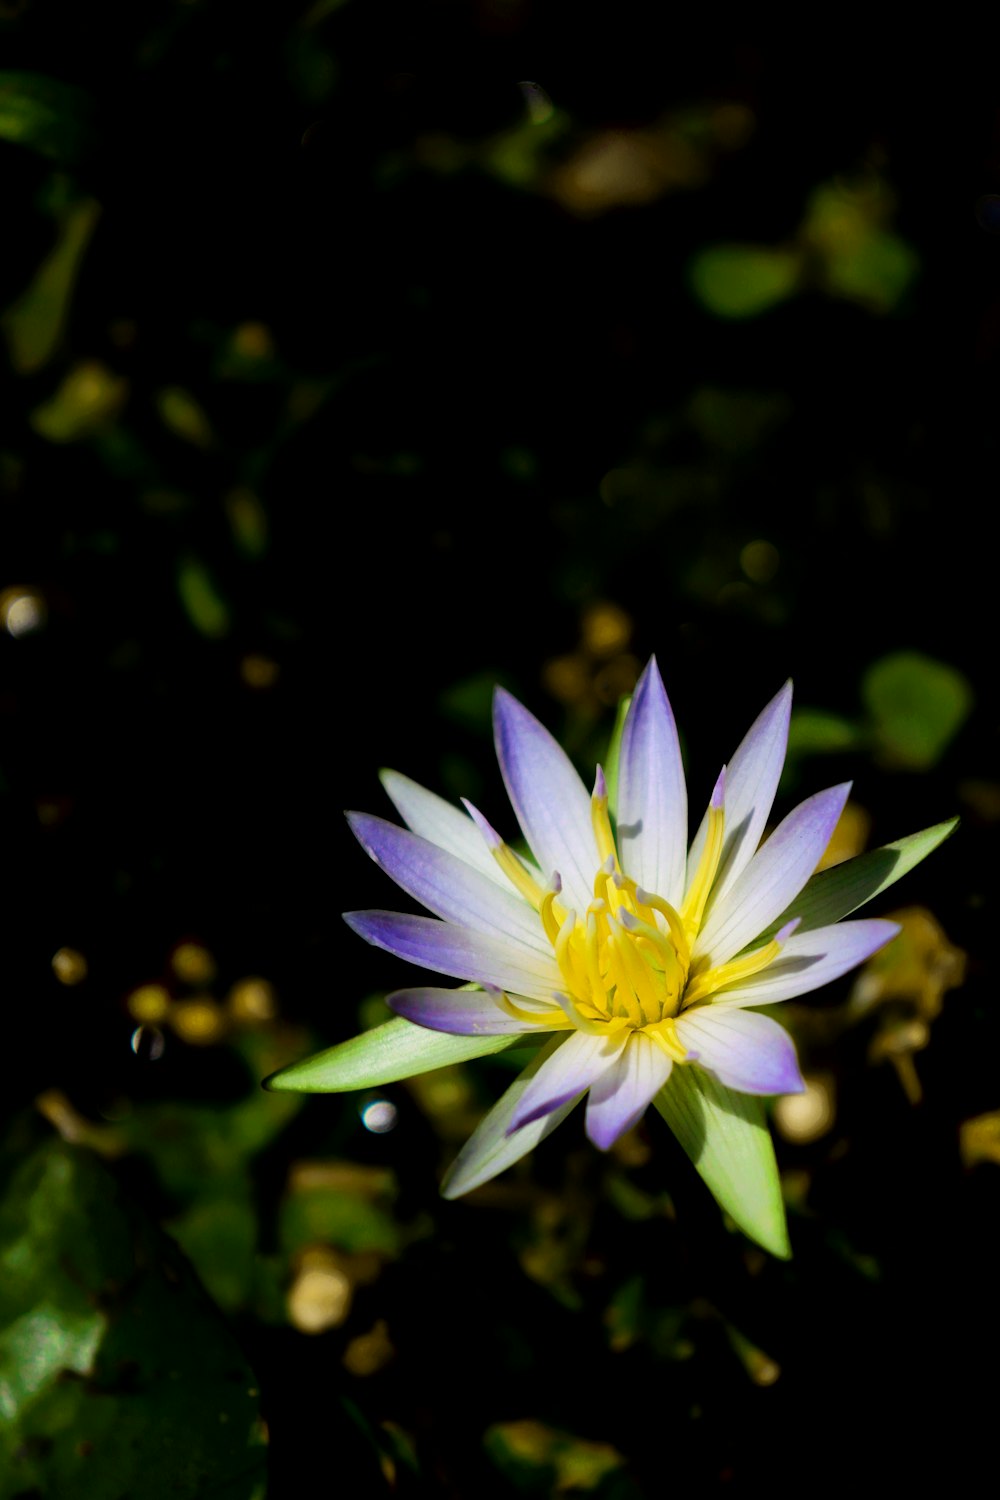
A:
[
  {"left": 263, "top": 1016, "right": 517, "bottom": 1093},
  {"left": 654, "top": 1066, "right": 789, "bottom": 1258},
  {"left": 758, "top": 817, "right": 958, "bottom": 941}
]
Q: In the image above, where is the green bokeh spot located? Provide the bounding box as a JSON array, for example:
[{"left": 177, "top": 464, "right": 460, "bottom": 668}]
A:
[{"left": 862, "top": 651, "right": 972, "bottom": 770}]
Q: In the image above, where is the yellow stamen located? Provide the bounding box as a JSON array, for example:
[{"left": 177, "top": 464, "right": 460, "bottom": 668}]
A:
[
  {"left": 682, "top": 933, "right": 786, "bottom": 1008},
  {"left": 647, "top": 1017, "right": 688, "bottom": 1063},
  {"left": 494, "top": 990, "right": 573, "bottom": 1028},
  {"left": 555, "top": 911, "right": 588, "bottom": 997},
  {"left": 590, "top": 769, "right": 619, "bottom": 869},
  {"left": 681, "top": 778, "right": 725, "bottom": 937},
  {"left": 540, "top": 883, "right": 565, "bottom": 946},
  {"left": 491, "top": 843, "right": 547, "bottom": 911},
  {"left": 554, "top": 990, "right": 623, "bottom": 1035},
  {"left": 624, "top": 878, "right": 691, "bottom": 970}
]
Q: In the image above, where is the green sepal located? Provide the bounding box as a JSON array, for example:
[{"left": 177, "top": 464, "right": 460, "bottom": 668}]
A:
[
  {"left": 263, "top": 1017, "right": 518, "bottom": 1093},
  {"left": 757, "top": 817, "right": 958, "bottom": 943},
  {"left": 654, "top": 1066, "right": 790, "bottom": 1259},
  {"left": 603, "top": 693, "right": 632, "bottom": 815}
]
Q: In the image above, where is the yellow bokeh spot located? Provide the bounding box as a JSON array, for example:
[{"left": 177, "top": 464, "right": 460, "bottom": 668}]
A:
[
  {"left": 287, "top": 1250, "right": 352, "bottom": 1334},
  {"left": 228, "top": 977, "right": 277, "bottom": 1023},
  {"left": 817, "top": 801, "right": 871, "bottom": 871},
  {"left": 232, "top": 322, "right": 274, "bottom": 360},
  {"left": 960, "top": 1111, "right": 1000, "bottom": 1169},
  {"left": 171, "top": 942, "right": 216, "bottom": 984},
  {"left": 581, "top": 601, "right": 632, "bottom": 658},
  {"left": 0, "top": 587, "right": 47, "bottom": 637},
  {"left": 739, "top": 539, "right": 780, "bottom": 584},
  {"left": 241, "top": 654, "right": 280, "bottom": 688},
  {"left": 127, "top": 984, "right": 170, "bottom": 1023},
  {"left": 52, "top": 948, "right": 88, "bottom": 986},
  {"left": 342, "top": 1319, "right": 394, "bottom": 1377},
  {"left": 170, "top": 997, "right": 225, "bottom": 1045},
  {"left": 773, "top": 1074, "right": 836, "bottom": 1143}
]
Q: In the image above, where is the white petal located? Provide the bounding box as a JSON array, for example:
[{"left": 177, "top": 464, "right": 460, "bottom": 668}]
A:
[
  {"left": 695, "top": 783, "right": 851, "bottom": 967},
  {"left": 677, "top": 1008, "right": 805, "bottom": 1095},
  {"left": 585, "top": 1031, "right": 674, "bottom": 1149},
  {"left": 687, "top": 681, "right": 792, "bottom": 918},
  {"left": 380, "top": 769, "right": 543, "bottom": 887},
  {"left": 508, "top": 1028, "right": 627, "bottom": 1132},
  {"left": 344, "top": 910, "right": 563, "bottom": 1001},
  {"left": 616, "top": 657, "right": 688, "bottom": 908},
  {"left": 493, "top": 687, "right": 598, "bottom": 913},
  {"left": 441, "top": 1036, "right": 582, "bottom": 1197},
  {"left": 347, "top": 812, "right": 550, "bottom": 957},
  {"left": 703, "top": 919, "right": 900, "bottom": 1007}
]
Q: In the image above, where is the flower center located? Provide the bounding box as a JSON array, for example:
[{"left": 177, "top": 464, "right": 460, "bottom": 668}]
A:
[{"left": 482, "top": 766, "right": 792, "bottom": 1061}]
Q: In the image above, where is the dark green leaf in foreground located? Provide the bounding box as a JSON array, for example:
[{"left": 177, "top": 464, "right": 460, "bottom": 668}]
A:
[{"left": 0, "top": 1139, "right": 266, "bottom": 1500}]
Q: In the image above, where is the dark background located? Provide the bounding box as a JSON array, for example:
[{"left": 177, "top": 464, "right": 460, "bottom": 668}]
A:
[{"left": 1, "top": 6, "right": 998, "bottom": 1495}]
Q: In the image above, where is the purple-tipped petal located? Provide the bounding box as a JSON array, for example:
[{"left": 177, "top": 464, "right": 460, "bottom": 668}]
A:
[
  {"left": 687, "top": 681, "right": 793, "bottom": 916},
  {"left": 585, "top": 1031, "right": 674, "bottom": 1149},
  {"left": 701, "top": 918, "right": 900, "bottom": 1008},
  {"left": 507, "top": 1028, "right": 627, "bottom": 1133},
  {"left": 388, "top": 986, "right": 561, "bottom": 1035},
  {"left": 676, "top": 1008, "right": 805, "bottom": 1095},
  {"left": 493, "top": 687, "right": 597, "bottom": 914},
  {"left": 347, "top": 812, "right": 550, "bottom": 958},
  {"left": 617, "top": 657, "right": 688, "bottom": 908},
  {"left": 344, "top": 910, "right": 562, "bottom": 1000},
  {"left": 441, "top": 1035, "right": 583, "bottom": 1198},
  {"left": 695, "top": 782, "right": 851, "bottom": 968},
  {"left": 379, "top": 769, "right": 542, "bottom": 888}
]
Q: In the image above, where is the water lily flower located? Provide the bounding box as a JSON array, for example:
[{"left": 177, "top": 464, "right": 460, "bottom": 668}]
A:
[{"left": 267, "top": 660, "right": 955, "bottom": 1256}]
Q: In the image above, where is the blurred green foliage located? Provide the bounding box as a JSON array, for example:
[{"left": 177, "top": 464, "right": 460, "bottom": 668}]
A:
[{"left": 0, "top": 1138, "right": 266, "bottom": 1500}]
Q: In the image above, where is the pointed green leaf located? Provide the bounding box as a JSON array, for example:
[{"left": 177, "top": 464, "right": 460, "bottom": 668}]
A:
[
  {"left": 755, "top": 817, "right": 958, "bottom": 943},
  {"left": 263, "top": 1016, "right": 517, "bottom": 1093},
  {"left": 653, "top": 1066, "right": 789, "bottom": 1258}
]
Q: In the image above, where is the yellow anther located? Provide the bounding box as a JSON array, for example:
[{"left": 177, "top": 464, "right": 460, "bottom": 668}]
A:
[
  {"left": 493, "top": 990, "right": 572, "bottom": 1028},
  {"left": 554, "top": 990, "right": 622, "bottom": 1035},
  {"left": 555, "top": 911, "right": 589, "bottom": 998},
  {"left": 590, "top": 768, "right": 619, "bottom": 869},
  {"left": 540, "top": 883, "right": 566, "bottom": 946},
  {"left": 647, "top": 1017, "right": 688, "bottom": 1063},
  {"left": 681, "top": 775, "right": 726, "bottom": 937},
  {"left": 620, "top": 910, "right": 686, "bottom": 1007},
  {"left": 491, "top": 843, "right": 547, "bottom": 910},
  {"left": 682, "top": 925, "right": 793, "bottom": 1008},
  {"left": 631, "top": 882, "right": 691, "bottom": 970}
]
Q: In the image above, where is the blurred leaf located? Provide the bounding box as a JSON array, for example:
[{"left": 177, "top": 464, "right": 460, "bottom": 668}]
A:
[
  {"left": 823, "top": 228, "right": 919, "bottom": 312},
  {"left": 688, "top": 387, "right": 790, "bottom": 455},
  {"left": 2, "top": 195, "right": 100, "bottom": 373},
  {"left": 177, "top": 555, "right": 231, "bottom": 638},
  {"left": 264, "top": 1016, "right": 517, "bottom": 1092},
  {"left": 157, "top": 386, "right": 215, "bottom": 448},
  {"left": 485, "top": 1419, "right": 627, "bottom": 1495},
  {"left": 0, "top": 1139, "right": 266, "bottom": 1500},
  {"left": 653, "top": 1067, "right": 789, "bottom": 1258},
  {"left": 688, "top": 244, "right": 801, "bottom": 318},
  {"left": 803, "top": 181, "right": 919, "bottom": 312},
  {"left": 862, "top": 651, "right": 972, "bottom": 769},
  {"left": 786, "top": 708, "right": 866, "bottom": 759},
  {"left": 30, "top": 360, "right": 127, "bottom": 442},
  {"left": 280, "top": 1181, "right": 400, "bottom": 1257},
  {"left": 0, "top": 72, "right": 94, "bottom": 163}
]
